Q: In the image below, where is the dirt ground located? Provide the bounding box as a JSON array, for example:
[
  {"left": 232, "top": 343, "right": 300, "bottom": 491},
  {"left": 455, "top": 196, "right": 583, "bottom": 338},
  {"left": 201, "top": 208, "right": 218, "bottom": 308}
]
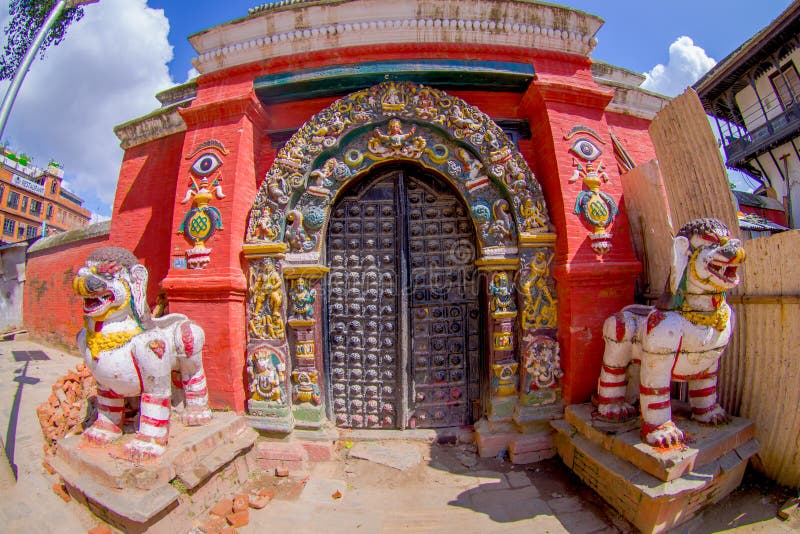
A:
[{"left": 236, "top": 439, "right": 800, "bottom": 534}]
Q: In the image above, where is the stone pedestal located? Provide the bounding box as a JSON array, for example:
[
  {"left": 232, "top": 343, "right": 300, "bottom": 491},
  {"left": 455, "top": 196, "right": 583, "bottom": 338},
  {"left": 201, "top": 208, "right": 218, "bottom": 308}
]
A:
[
  {"left": 552, "top": 402, "right": 759, "bottom": 534},
  {"left": 50, "top": 413, "right": 258, "bottom": 532},
  {"left": 247, "top": 399, "right": 294, "bottom": 433}
]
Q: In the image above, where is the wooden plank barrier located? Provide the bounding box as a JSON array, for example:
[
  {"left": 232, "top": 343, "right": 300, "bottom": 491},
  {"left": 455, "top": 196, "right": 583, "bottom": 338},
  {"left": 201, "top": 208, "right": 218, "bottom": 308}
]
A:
[{"left": 721, "top": 230, "right": 800, "bottom": 487}]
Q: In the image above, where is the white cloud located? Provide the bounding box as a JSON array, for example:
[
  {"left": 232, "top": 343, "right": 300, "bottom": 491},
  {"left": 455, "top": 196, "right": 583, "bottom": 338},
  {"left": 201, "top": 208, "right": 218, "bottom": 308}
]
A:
[
  {"left": 642, "top": 36, "right": 716, "bottom": 97},
  {"left": 0, "top": 0, "right": 174, "bottom": 215},
  {"left": 186, "top": 67, "right": 199, "bottom": 82}
]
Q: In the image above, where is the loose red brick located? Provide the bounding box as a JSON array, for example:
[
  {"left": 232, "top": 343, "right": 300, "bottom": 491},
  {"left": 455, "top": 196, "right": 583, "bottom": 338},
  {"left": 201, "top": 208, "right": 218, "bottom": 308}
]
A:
[
  {"left": 198, "top": 514, "right": 226, "bottom": 533},
  {"left": 42, "top": 460, "right": 56, "bottom": 475},
  {"left": 232, "top": 493, "right": 248, "bottom": 512},
  {"left": 87, "top": 525, "right": 113, "bottom": 534},
  {"left": 209, "top": 498, "right": 233, "bottom": 517},
  {"left": 52, "top": 482, "right": 71, "bottom": 502},
  {"left": 248, "top": 487, "right": 274, "bottom": 509},
  {"left": 226, "top": 509, "right": 249, "bottom": 527}
]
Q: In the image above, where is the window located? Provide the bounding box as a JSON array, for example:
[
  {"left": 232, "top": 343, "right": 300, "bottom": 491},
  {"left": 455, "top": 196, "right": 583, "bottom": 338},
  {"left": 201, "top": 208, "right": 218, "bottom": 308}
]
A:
[
  {"left": 20, "top": 196, "right": 28, "bottom": 212},
  {"left": 0, "top": 184, "right": 4, "bottom": 203},
  {"left": 769, "top": 62, "right": 800, "bottom": 110},
  {"left": 30, "top": 199, "right": 42, "bottom": 216},
  {"left": 6, "top": 191, "right": 19, "bottom": 209},
  {"left": 16, "top": 224, "right": 24, "bottom": 238},
  {"left": 46, "top": 204, "right": 53, "bottom": 219},
  {"left": 50, "top": 180, "right": 57, "bottom": 195},
  {"left": 25, "top": 225, "right": 37, "bottom": 239},
  {"left": 3, "top": 218, "right": 15, "bottom": 237}
]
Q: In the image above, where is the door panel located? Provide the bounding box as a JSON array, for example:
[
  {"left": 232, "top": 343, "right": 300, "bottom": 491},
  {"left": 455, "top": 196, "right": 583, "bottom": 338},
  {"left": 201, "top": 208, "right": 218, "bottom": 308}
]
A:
[
  {"left": 327, "top": 176, "right": 400, "bottom": 429},
  {"left": 326, "top": 169, "right": 479, "bottom": 429},
  {"left": 405, "top": 176, "right": 479, "bottom": 428}
]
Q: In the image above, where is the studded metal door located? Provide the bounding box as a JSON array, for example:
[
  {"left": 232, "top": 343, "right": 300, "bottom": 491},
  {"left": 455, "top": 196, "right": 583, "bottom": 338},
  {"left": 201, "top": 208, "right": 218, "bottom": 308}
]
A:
[
  {"left": 326, "top": 169, "right": 479, "bottom": 429},
  {"left": 405, "top": 176, "right": 480, "bottom": 428}
]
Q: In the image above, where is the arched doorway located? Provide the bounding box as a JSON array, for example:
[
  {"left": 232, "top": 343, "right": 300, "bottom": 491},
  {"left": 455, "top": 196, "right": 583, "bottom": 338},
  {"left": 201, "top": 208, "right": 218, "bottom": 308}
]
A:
[
  {"left": 242, "top": 81, "right": 559, "bottom": 435},
  {"left": 325, "top": 166, "right": 480, "bottom": 429}
]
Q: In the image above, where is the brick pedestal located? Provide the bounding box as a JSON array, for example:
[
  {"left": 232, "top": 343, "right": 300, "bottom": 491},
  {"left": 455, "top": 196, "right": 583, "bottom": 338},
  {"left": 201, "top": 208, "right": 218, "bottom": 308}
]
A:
[{"left": 552, "top": 403, "right": 759, "bottom": 534}]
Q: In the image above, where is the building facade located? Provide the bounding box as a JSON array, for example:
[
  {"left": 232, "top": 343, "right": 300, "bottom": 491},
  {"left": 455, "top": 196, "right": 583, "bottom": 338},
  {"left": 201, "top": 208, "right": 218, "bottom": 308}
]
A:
[
  {"left": 694, "top": 1, "right": 800, "bottom": 228},
  {"left": 0, "top": 148, "right": 91, "bottom": 244},
  {"left": 29, "top": 0, "right": 671, "bottom": 449}
]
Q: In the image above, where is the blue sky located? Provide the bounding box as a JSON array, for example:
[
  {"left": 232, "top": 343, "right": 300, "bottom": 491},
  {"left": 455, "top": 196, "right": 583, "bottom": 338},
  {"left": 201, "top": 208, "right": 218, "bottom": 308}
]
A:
[{"left": 0, "top": 0, "right": 794, "bottom": 216}]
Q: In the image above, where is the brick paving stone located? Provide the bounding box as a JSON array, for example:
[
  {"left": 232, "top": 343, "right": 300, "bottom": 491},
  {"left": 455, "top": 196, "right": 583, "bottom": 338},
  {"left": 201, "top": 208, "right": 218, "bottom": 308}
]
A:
[
  {"left": 506, "top": 469, "right": 533, "bottom": 488},
  {"left": 469, "top": 486, "right": 552, "bottom": 523},
  {"left": 556, "top": 510, "right": 612, "bottom": 533},
  {"left": 547, "top": 496, "right": 584, "bottom": 514},
  {"left": 348, "top": 442, "right": 422, "bottom": 471}
]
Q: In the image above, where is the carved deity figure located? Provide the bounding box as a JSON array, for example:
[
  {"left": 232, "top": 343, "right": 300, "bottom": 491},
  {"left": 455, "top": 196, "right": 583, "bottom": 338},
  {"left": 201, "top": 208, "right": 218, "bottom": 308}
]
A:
[
  {"left": 368, "top": 119, "right": 426, "bottom": 159},
  {"left": 285, "top": 209, "right": 317, "bottom": 252},
  {"left": 523, "top": 335, "right": 563, "bottom": 390},
  {"left": 596, "top": 218, "right": 745, "bottom": 447},
  {"left": 520, "top": 197, "right": 548, "bottom": 232},
  {"left": 521, "top": 250, "right": 557, "bottom": 329},
  {"left": 73, "top": 247, "right": 211, "bottom": 458},
  {"left": 289, "top": 278, "right": 317, "bottom": 321},
  {"left": 247, "top": 349, "right": 286, "bottom": 404},
  {"left": 292, "top": 370, "right": 321, "bottom": 405},
  {"left": 414, "top": 87, "right": 439, "bottom": 120},
  {"left": 489, "top": 272, "right": 516, "bottom": 316},
  {"left": 486, "top": 199, "right": 514, "bottom": 245},
  {"left": 249, "top": 258, "right": 285, "bottom": 340}
]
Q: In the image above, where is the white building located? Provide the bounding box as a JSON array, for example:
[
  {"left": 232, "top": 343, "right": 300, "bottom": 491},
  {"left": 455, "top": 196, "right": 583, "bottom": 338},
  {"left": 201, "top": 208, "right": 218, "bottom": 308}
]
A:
[{"left": 694, "top": 1, "right": 800, "bottom": 228}]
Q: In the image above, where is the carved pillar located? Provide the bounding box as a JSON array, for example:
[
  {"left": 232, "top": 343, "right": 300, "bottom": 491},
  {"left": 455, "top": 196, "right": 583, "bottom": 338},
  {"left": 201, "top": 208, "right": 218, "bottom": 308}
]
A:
[
  {"left": 476, "top": 257, "right": 520, "bottom": 423},
  {"left": 513, "top": 233, "right": 563, "bottom": 430},
  {"left": 242, "top": 243, "right": 294, "bottom": 433},
  {"left": 283, "top": 260, "right": 329, "bottom": 430}
]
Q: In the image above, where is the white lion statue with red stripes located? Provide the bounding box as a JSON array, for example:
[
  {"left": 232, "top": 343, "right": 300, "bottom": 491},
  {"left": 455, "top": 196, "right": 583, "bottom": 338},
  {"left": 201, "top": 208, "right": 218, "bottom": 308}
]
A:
[
  {"left": 596, "top": 218, "right": 745, "bottom": 447},
  {"left": 73, "top": 247, "right": 211, "bottom": 458}
]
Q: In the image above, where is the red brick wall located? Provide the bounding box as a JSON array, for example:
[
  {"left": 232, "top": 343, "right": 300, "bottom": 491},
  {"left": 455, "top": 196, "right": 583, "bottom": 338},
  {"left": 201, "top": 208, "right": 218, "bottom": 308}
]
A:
[
  {"left": 605, "top": 113, "right": 659, "bottom": 170},
  {"left": 110, "top": 132, "right": 184, "bottom": 301},
  {"left": 24, "top": 234, "right": 110, "bottom": 348}
]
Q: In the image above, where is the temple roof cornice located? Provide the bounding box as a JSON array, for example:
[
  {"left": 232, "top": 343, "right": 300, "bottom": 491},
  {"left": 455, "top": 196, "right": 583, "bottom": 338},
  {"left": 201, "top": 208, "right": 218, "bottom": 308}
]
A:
[{"left": 189, "top": 0, "right": 603, "bottom": 75}]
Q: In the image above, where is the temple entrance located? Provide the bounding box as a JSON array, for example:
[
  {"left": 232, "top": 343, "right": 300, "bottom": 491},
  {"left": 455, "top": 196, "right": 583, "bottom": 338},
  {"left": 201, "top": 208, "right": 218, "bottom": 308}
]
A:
[{"left": 325, "top": 167, "right": 480, "bottom": 429}]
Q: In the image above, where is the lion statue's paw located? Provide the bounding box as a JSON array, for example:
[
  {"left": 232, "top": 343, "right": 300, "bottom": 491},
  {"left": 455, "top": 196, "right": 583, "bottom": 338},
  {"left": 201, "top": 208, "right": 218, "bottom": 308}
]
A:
[
  {"left": 643, "top": 420, "right": 685, "bottom": 448},
  {"left": 180, "top": 406, "right": 212, "bottom": 426},
  {"left": 692, "top": 404, "right": 729, "bottom": 425},
  {"left": 82, "top": 419, "right": 122, "bottom": 445},
  {"left": 597, "top": 401, "right": 637, "bottom": 422},
  {"left": 125, "top": 435, "right": 166, "bottom": 461}
]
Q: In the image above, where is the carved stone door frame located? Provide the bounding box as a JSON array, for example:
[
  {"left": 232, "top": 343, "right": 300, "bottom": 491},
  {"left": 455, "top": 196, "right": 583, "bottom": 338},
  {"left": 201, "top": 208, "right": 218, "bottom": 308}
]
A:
[{"left": 243, "top": 81, "right": 560, "bottom": 434}]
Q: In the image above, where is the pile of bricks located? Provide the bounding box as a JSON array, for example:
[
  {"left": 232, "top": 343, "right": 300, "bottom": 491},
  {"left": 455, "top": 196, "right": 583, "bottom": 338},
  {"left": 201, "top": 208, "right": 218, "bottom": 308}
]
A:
[
  {"left": 36, "top": 363, "right": 96, "bottom": 455},
  {"left": 195, "top": 488, "right": 275, "bottom": 533}
]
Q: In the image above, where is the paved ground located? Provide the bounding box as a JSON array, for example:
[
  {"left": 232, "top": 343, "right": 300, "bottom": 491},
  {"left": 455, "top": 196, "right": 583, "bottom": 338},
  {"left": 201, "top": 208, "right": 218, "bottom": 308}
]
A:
[{"left": 0, "top": 338, "right": 798, "bottom": 533}]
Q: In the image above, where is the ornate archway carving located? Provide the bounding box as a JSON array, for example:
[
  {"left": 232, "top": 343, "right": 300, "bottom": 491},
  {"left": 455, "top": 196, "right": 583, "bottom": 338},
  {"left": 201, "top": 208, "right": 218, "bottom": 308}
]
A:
[{"left": 245, "top": 81, "right": 550, "bottom": 254}]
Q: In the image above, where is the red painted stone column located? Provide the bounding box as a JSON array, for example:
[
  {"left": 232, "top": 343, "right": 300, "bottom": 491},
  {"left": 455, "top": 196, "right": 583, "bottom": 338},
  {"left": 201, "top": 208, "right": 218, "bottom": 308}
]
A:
[
  {"left": 520, "top": 75, "right": 641, "bottom": 406},
  {"left": 161, "top": 88, "right": 269, "bottom": 412}
]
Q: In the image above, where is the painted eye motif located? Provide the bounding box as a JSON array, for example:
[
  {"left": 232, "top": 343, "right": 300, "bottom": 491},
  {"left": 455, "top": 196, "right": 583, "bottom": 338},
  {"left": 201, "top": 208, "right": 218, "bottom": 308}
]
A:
[
  {"left": 191, "top": 153, "right": 222, "bottom": 175},
  {"left": 570, "top": 138, "right": 602, "bottom": 161}
]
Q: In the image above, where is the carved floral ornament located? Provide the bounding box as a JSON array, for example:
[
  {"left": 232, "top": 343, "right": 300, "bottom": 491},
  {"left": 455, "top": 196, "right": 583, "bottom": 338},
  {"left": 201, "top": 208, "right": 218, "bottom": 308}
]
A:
[{"left": 246, "top": 81, "right": 551, "bottom": 256}]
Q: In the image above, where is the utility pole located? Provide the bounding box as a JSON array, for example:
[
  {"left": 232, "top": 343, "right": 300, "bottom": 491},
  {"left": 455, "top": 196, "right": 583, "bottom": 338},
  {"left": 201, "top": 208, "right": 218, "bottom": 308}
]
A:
[{"left": 0, "top": 0, "right": 99, "bottom": 140}]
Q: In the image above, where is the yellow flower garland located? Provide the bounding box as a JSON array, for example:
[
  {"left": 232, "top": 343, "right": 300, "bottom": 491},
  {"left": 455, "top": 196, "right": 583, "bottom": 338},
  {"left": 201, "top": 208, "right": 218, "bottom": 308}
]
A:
[{"left": 85, "top": 326, "right": 143, "bottom": 359}]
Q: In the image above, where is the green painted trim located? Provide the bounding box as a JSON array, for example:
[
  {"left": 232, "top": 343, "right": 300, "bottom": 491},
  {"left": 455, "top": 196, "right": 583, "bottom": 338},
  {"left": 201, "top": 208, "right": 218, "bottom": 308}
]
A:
[{"left": 254, "top": 60, "right": 534, "bottom": 103}]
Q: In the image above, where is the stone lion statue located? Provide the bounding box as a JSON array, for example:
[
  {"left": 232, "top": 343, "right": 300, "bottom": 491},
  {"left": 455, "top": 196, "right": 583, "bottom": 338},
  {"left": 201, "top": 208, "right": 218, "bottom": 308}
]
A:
[
  {"left": 595, "top": 218, "right": 745, "bottom": 447},
  {"left": 73, "top": 247, "right": 211, "bottom": 458}
]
